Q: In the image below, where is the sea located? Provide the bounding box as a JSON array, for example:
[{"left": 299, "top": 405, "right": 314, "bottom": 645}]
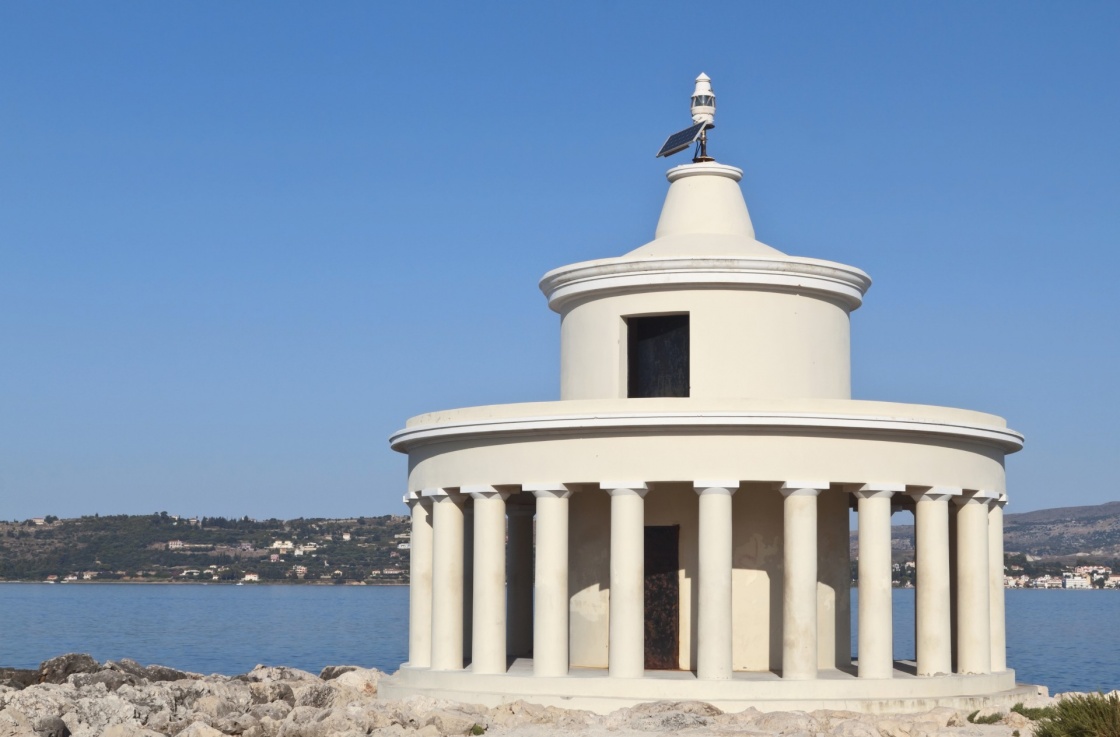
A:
[{"left": 0, "top": 584, "right": 1114, "bottom": 695}]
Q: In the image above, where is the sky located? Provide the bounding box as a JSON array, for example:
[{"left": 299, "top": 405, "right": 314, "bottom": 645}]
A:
[{"left": 2, "top": 2, "right": 1118, "bottom": 522}]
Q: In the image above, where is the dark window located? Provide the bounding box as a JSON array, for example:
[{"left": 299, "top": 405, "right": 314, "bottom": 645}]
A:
[{"left": 626, "top": 314, "right": 689, "bottom": 398}]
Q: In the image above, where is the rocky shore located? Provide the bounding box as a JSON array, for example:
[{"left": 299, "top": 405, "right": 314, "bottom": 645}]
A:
[{"left": 1, "top": 655, "right": 1059, "bottom": 737}]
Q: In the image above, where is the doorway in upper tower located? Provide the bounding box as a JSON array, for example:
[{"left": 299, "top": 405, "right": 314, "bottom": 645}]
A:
[{"left": 626, "top": 314, "right": 690, "bottom": 398}]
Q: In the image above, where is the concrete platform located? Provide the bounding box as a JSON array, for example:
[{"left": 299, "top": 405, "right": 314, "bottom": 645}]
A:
[{"left": 380, "top": 659, "right": 1042, "bottom": 715}]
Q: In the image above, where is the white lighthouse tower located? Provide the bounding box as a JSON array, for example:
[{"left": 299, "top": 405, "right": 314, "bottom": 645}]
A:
[{"left": 382, "top": 76, "right": 1030, "bottom": 713}]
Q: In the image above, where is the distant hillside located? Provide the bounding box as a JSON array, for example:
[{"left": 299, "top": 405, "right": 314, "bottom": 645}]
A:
[
  {"left": 0, "top": 513, "right": 411, "bottom": 583},
  {"left": 858, "top": 500, "right": 1120, "bottom": 562}
]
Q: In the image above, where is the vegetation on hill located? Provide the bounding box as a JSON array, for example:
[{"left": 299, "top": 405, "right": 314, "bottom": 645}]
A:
[
  {"left": 849, "top": 500, "right": 1120, "bottom": 572},
  {"left": 0, "top": 513, "right": 411, "bottom": 583}
]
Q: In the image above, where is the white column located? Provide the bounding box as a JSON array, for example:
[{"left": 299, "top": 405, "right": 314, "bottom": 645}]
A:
[
  {"left": 406, "top": 493, "right": 434, "bottom": 668},
  {"left": 855, "top": 484, "right": 901, "bottom": 679},
  {"left": 506, "top": 504, "right": 535, "bottom": 658},
  {"left": 466, "top": 486, "right": 509, "bottom": 674},
  {"left": 603, "top": 482, "right": 648, "bottom": 679},
  {"left": 780, "top": 481, "right": 827, "bottom": 680},
  {"left": 695, "top": 480, "right": 737, "bottom": 680},
  {"left": 955, "top": 492, "right": 992, "bottom": 674},
  {"left": 528, "top": 484, "right": 572, "bottom": 677},
  {"left": 428, "top": 488, "right": 466, "bottom": 671},
  {"left": 989, "top": 495, "right": 1007, "bottom": 672},
  {"left": 911, "top": 488, "right": 955, "bottom": 676}
]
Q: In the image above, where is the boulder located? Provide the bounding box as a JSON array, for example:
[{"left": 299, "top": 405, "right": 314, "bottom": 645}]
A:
[
  {"left": 318, "top": 665, "right": 359, "bottom": 681},
  {"left": 0, "top": 708, "right": 37, "bottom": 737},
  {"left": 175, "top": 723, "right": 225, "bottom": 737},
  {"left": 68, "top": 671, "right": 138, "bottom": 692},
  {"left": 330, "top": 669, "right": 382, "bottom": 697},
  {"left": 0, "top": 667, "right": 40, "bottom": 690},
  {"left": 241, "top": 666, "right": 319, "bottom": 684},
  {"left": 143, "top": 664, "right": 200, "bottom": 683},
  {"left": 100, "top": 726, "right": 165, "bottom": 737},
  {"left": 250, "top": 680, "right": 296, "bottom": 706},
  {"left": 39, "top": 654, "right": 100, "bottom": 684},
  {"left": 620, "top": 700, "right": 723, "bottom": 731},
  {"left": 751, "top": 710, "right": 821, "bottom": 734},
  {"left": 33, "top": 716, "right": 71, "bottom": 737}
]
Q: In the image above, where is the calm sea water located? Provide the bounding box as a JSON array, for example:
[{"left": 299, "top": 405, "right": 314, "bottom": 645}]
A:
[{"left": 0, "top": 584, "right": 1114, "bottom": 694}]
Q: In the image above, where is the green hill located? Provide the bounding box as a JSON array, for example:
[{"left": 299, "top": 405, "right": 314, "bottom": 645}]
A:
[{"left": 0, "top": 513, "right": 411, "bottom": 583}]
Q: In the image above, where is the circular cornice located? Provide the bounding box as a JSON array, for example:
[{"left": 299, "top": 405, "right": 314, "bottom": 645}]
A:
[
  {"left": 389, "top": 409, "right": 1024, "bottom": 454},
  {"left": 539, "top": 255, "right": 872, "bottom": 313},
  {"left": 666, "top": 162, "right": 743, "bottom": 182}
]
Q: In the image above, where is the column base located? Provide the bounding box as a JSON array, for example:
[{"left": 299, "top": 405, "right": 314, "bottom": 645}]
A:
[{"left": 382, "top": 660, "right": 1034, "bottom": 715}]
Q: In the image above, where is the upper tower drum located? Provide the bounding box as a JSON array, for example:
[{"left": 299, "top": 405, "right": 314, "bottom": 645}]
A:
[{"left": 539, "top": 161, "right": 872, "bottom": 401}]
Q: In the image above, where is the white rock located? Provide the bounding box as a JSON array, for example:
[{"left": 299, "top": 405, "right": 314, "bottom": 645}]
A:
[
  {"left": 331, "top": 668, "right": 382, "bottom": 696},
  {"left": 100, "top": 725, "right": 166, "bottom": 737},
  {"left": 176, "top": 722, "right": 225, "bottom": 737}
]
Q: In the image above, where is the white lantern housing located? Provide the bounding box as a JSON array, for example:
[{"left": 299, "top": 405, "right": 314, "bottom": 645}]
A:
[{"left": 690, "top": 72, "right": 716, "bottom": 124}]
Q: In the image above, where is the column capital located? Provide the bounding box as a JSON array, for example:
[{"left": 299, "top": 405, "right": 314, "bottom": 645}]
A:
[
  {"left": 462, "top": 484, "right": 510, "bottom": 501},
  {"left": 780, "top": 480, "right": 828, "bottom": 497},
  {"left": 954, "top": 489, "right": 998, "bottom": 506},
  {"left": 523, "top": 483, "right": 573, "bottom": 499},
  {"left": 530, "top": 488, "right": 573, "bottom": 500},
  {"left": 855, "top": 482, "right": 905, "bottom": 499},
  {"left": 694, "top": 480, "right": 739, "bottom": 495},
  {"left": 423, "top": 487, "right": 466, "bottom": 505},
  {"left": 601, "top": 481, "right": 648, "bottom": 497},
  {"left": 909, "top": 485, "right": 960, "bottom": 503},
  {"left": 855, "top": 483, "right": 902, "bottom": 500},
  {"left": 994, "top": 493, "right": 1008, "bottom": 509}
]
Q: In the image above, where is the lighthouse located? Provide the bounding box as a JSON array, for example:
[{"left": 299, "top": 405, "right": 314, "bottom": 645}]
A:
[{"left": 381, "top": 75, "right": 1030, "bottom": 713}]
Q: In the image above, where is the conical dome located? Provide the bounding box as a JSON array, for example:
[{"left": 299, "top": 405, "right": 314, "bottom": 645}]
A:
[{"left": 626, "top": 162, "right": 785, "bottom": 258}]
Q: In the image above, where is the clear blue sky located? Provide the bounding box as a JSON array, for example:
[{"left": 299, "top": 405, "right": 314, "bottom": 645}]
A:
[{"left": 2, "top": 3, "right": 1117, "bottom": 521}]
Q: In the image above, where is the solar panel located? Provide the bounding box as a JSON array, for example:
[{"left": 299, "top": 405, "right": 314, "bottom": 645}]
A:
[{"left": 656, "top": 122, "right": 709, "bottom": 158}]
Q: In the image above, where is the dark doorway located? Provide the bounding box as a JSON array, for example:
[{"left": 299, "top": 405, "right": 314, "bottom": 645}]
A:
[
  {"left": 627, "top": 314, "right": 689, "bottom": 398},
  {"left": 644, "top": 525, "right": 680, "bottom": 670}
]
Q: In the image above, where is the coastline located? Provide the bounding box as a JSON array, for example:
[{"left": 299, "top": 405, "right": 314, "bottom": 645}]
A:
[
  {"left": 0, "top": 580, "right": 408, "bottom": 586},
  {"left": 0, "top": 654, "right": 1067, "bottom": 737}
]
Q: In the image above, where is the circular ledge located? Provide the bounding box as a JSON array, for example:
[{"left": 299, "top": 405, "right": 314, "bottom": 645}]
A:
[
  {"left": 389, "top": 408, "right": 1025, "bottom": 454},
  {"left": 539, "top": 255, "right": 872, "bottom": 313},
  {"left": 665, "top": 161, "right": 744, "bottom": 182}
]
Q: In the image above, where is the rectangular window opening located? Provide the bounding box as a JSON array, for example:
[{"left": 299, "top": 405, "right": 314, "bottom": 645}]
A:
[{"left": 626, "top": 313, "right": 690, "bottom": 398}]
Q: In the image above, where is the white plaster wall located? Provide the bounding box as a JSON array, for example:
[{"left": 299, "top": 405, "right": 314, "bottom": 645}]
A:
[
  {"left": 731, "top": 485, "right": 784, "bottom": 671},
  {"left": 569, "top": 489, "right": 610, "bottom": 669},
  {"left": 558, "top": 289, "right": 852, "bottom": 401}
]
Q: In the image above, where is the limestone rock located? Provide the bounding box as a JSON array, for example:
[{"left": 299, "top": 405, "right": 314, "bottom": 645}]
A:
[
  {"left": 39, "top": 654, "right": 99, "bottom": 685},
  {"left": 330, "top": 668, "right": 382, "bottom": 696},
  {"left": 33, "top": 715, "right": 71, "bottom": 737},
  {"left": 318, "top": 666, "right": 359, "bottom": 681},
  {"left": 0, "top": 667, "right": 39, "bottom": 690},
  {"left": 751, "top": 710, "right": 821, "bottom": 734},
  {"left": 68, "top": 670, "right": 138, "bottom": 692},
  {"left": 250, "top": 681, "right": 296, "bottom": 706},
  {"left": 175, "top": 722, "right": 225, "bottom": 737},
  {"left": 0, "top": 708, "right": 36, "bottom": 737},
  {"left": 242, "top": 666, "right": 319, "bottom": 684},
  {"left": 100, "top": 726, "right": 165, "bottom": 737}
]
